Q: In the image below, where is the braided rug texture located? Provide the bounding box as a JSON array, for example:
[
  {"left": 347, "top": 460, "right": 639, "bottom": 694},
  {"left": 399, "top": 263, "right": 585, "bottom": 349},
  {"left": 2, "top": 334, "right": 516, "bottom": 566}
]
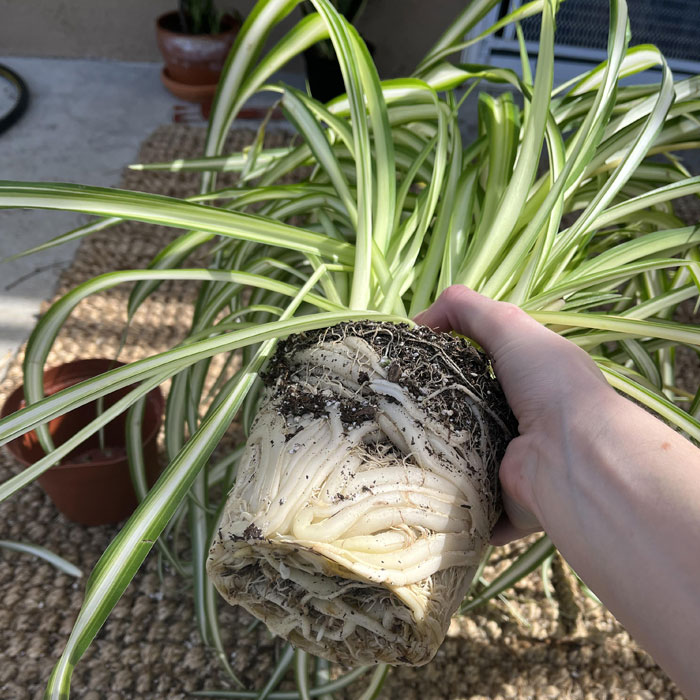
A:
[{"left": 0, "top": 124, "right": 692, "bottom": 699}]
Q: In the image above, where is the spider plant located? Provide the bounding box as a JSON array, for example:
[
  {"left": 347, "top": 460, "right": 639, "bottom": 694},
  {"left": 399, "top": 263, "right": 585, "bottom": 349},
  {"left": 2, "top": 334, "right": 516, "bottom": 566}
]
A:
[
  {"left": 299, "top": 0, "right": 368, "bottom": 58},
  {"left": 1, "top": 0, "right": 699, "bottom": 696}
]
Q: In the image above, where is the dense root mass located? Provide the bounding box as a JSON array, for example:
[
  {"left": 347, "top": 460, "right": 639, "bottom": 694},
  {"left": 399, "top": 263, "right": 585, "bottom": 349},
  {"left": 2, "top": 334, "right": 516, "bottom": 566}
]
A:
[{"left": 207, "top": 322, "right": 516, "bottom": 666}]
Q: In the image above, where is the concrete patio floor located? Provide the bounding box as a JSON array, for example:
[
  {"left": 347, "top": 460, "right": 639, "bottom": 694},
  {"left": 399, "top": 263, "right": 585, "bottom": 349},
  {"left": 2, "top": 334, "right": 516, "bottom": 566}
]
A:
[
  {"left": 0, "top": 57, "right": 302, "bottom": 380},
  {"left": 0, "top": 58, "right": 181, "bottom": 378}
]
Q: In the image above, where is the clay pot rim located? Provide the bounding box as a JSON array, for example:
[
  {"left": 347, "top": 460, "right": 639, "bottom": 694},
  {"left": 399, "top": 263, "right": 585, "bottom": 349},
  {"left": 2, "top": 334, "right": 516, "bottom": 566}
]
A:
[
  {"left": 1, "top": 358, "right": 164, "bottom": 472},
  {"left": 160, "top": 67, "right": 219, "bottom": 102},
  {"left": 17, "top": 445, "right": 132, "bottom": 473},
  {"left": 156, "top": 10, "right": 241, "bottom": 39}
]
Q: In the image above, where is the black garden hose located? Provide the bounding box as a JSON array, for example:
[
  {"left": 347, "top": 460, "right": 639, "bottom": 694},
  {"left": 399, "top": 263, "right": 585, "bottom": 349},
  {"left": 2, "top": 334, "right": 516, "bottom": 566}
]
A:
[{"left": 0, "top": 63, "right": 29, "bottom": 135}]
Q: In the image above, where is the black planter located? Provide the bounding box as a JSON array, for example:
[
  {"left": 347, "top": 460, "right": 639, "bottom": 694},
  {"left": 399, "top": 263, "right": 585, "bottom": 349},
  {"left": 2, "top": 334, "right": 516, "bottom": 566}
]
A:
[
  {"left": 303, "top": 40, "right": 375, "bottom": 104},
  {"left": 303, "top": 45, "right": 346, "bottom": 104}
]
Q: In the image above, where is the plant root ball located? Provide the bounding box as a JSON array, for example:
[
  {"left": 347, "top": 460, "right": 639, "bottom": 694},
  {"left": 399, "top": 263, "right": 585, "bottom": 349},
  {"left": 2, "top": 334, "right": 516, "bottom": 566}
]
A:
[{"left": 207, "top": 321, "right": 516, "bottom": 667}]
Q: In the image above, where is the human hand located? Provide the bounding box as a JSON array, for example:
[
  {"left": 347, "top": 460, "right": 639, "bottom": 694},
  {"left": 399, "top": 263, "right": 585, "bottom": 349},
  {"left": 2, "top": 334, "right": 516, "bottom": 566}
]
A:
[
  {"left": 415, "top": 285, "right": 618, "bottom": 545},
  {"left": 417, "top": 287, "right": 700, "bottom": 697}
]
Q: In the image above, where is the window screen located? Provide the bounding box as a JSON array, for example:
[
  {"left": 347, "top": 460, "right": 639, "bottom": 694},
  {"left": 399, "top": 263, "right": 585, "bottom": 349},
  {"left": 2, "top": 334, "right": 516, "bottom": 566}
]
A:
[{"left": 516, "top": 0, "right": 700, "bottom": 64}]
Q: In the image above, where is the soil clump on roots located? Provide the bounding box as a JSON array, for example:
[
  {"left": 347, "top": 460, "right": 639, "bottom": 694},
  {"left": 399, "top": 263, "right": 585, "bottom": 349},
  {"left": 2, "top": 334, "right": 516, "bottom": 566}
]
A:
[{"left": 207, "top": 321, "right": 517, "bottom": 667}]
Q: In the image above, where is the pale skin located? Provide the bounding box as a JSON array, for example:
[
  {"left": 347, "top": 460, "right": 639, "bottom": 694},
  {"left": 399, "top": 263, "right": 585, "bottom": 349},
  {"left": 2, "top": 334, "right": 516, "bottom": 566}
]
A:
[{"left": 415, "top": 285, "right": 700, "bottom": 699}]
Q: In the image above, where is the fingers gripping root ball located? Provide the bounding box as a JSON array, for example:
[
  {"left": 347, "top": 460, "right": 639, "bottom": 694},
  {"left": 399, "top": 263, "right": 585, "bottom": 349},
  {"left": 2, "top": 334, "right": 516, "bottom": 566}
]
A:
[{"left": 207, "top": 321, "right": 516, "bottom": 666}]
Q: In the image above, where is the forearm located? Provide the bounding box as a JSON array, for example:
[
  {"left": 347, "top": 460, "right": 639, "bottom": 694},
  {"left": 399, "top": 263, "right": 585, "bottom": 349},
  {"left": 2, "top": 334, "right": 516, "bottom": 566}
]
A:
[{"left": 530, "top": 391, "right": 700, "bottom": 697}]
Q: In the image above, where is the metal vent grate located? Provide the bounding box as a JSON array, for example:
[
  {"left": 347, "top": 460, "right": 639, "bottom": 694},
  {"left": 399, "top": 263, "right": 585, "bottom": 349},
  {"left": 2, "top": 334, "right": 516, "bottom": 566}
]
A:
[{"left": 518, "top": 0, "right": 700, "bottom": 63}]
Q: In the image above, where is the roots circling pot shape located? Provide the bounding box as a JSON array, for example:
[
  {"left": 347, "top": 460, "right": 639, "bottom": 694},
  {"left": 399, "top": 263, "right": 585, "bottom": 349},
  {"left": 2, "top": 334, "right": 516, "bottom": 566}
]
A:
[{"left": 207, "top": 321, "right": 516, "bottom": 666}]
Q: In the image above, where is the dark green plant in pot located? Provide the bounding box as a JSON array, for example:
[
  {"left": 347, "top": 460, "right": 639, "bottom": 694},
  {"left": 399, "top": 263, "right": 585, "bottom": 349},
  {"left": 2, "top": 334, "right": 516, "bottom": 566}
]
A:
[
  {"left": 1, "top": 0, "right": 699, "bottom": 697},
  {"left": 179, "top": 0, "right": 223, "bottom": 34}
]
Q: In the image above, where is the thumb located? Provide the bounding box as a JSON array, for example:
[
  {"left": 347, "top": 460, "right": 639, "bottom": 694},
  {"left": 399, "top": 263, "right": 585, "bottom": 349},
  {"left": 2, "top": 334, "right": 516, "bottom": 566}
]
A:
[
  {"left": 415, "top": 285, "right": 555, "bottom": 361},
  {"left": 490, "top": 492, "right": 542, "bottom": 545}
]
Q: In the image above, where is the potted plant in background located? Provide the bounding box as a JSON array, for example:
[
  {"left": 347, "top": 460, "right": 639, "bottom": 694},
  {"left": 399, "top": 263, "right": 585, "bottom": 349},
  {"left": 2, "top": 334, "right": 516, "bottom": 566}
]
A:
[
  {"left": 300, "top": 0, "right": 368, "bottom": 102},
  {"left": 0, "top": 0, "right": 699, "bottom": 696},
  {"left": 156, "top": 0, "right": 242, "bottom": 109},
  {"left": 0, "top": 359, "right": 163, "bottom": 526}
]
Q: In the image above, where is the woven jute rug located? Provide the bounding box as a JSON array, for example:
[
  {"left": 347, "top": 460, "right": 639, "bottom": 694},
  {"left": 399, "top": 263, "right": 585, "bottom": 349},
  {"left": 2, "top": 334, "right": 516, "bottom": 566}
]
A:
[{"left": 0, "top": 124, "right": 692, "bottom": 699}]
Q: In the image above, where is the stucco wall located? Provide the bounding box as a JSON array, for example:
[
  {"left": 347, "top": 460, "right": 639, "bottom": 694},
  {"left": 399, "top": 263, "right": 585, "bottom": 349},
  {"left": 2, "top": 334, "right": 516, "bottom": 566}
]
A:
[
  {"left": 0, "top": 0, "right": 180, "bottom": 62},
  {"left": 0, "top": 0, "right": 465, "bottom": 78}
]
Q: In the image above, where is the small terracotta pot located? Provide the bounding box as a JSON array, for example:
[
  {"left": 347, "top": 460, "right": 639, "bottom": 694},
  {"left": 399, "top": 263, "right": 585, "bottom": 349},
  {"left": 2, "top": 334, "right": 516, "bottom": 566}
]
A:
[
  {"left": 156, "top": 11, "right": 241, "bottom": 94},
  {"left": 1, "top": 359, "right": 164, "bottom": 526},
  {"left": 160, "top": 66, "right": 217, "bottom": 105}
]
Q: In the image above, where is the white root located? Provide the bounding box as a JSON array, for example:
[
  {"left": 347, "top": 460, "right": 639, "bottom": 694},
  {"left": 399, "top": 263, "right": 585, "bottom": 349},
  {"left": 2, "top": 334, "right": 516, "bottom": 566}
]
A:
[{"left": 207, "top": 324, "right": 512, "bottom": 667}]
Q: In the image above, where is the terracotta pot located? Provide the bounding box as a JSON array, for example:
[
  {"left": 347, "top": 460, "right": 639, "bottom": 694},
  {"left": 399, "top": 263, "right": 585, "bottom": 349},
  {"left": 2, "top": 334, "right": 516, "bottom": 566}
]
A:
[
  {"left": 156, "top": 10, "right": 241, "bottom": 97},
  {"left": 1, "top": 359, "right": 164, "bottom": 526},
  {"left": 160, "top": 66, "right": 217, "bottom": 105}
]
